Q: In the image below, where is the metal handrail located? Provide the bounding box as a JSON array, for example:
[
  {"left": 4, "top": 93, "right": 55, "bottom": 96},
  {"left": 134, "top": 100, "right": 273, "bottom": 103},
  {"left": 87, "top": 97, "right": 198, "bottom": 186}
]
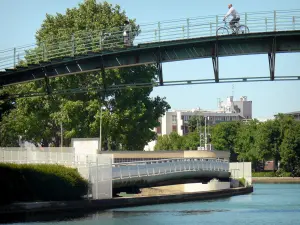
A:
[
  {"left": 111, "top": 157, "right": 229, "bottom": 180},
  {"left": 0, "top": 9, "right": 299, "bottom": 71}
]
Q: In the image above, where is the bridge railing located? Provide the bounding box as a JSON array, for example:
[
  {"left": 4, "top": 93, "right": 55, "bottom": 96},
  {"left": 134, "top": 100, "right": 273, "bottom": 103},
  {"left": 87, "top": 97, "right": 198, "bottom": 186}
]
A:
[
  {"left": 1, "top": 9, "right": 300, "bottom": 71},
  {"left": 111, "top": 158, "right": 229, "bottom": 180}
]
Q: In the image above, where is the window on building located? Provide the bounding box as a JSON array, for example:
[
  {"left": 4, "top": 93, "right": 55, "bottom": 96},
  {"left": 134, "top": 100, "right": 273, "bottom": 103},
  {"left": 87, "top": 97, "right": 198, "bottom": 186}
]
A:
[{"left": 172, "top": 115, "right": 177, "bottom": 124}]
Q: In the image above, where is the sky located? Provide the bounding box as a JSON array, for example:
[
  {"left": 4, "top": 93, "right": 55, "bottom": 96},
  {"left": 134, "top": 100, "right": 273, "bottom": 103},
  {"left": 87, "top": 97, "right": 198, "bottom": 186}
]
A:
[{"left": 0, "top": 0, "right": 299, "bottom": 119}]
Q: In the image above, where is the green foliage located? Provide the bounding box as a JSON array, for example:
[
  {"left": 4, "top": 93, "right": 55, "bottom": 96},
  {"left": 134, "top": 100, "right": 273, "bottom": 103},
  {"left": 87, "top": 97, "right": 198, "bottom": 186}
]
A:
[
  {"left": 154, "top": 114, "right": 300, "bottom": 175},
  {"left": 0, "top": 163, "right": 88, "bottom": 205},
  {"left": 210, "top": 121, "right": 241, "bottom": 161},
  {"left": 238, "top": 178, "right": 246, "bottom": 187},
  {"left": 154, "top": 132, "right": 184, "bottom": 150},
  {"left": 252, "top": 171, "right": 291, "bottom": 177},
  {"left": 0, "top": 0, "right": 170, "bottom": 150},
  {"left": 235, "top": 119, "right": 260, "bottom": 162},
  {"left": 188, "top": 115, "right": 204, "bottom": 133}
]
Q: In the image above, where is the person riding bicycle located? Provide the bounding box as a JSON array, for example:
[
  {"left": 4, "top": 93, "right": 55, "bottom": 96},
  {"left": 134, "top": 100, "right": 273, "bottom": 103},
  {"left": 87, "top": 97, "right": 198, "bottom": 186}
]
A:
[
  {"left": 123, "top": 18, "right": 132, "bottom": 47},
  {"left": 223, "top": 4, "right": 240, "bottom": 34}
]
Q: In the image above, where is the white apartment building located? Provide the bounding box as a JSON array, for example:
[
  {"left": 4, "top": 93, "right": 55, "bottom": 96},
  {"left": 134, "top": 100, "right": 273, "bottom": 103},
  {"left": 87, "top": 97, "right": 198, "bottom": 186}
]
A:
[{"left": 144, "top": 96, "right": 252, "bottom": 151}]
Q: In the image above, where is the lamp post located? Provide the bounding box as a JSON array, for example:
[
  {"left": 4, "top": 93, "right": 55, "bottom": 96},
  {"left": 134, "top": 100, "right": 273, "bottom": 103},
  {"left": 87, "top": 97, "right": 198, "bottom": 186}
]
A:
[{"left": 205, "top": 116, "right": 210, "bottom": 150}]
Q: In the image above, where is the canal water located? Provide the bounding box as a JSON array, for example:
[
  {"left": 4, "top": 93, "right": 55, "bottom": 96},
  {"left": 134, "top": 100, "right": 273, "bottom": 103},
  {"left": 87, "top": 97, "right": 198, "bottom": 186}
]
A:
[{"left": 4, "top": 184, "right": 300, "bottom": 225}]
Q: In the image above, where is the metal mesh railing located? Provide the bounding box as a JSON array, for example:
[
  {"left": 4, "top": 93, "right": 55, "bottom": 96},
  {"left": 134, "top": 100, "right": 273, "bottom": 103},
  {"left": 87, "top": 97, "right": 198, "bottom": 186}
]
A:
[
  {"left": 0, "top": 9, "right": 300, "bottom": 71},
  {"left": 112, "top": 158, "right": 229, "bottom": 179}
]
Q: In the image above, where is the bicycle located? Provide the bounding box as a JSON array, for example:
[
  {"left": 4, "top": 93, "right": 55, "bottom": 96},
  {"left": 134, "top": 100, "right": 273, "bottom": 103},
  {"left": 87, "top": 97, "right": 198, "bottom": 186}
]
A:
[{"left": 216, "top": 20, "right": 250, "bottom": 36}]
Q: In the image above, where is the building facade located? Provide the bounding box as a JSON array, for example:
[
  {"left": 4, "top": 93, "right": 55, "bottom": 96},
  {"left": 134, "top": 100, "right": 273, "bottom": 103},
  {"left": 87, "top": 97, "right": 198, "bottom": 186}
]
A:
[{"left": 144, "top": 96, "right": 252, "bottom": 151}]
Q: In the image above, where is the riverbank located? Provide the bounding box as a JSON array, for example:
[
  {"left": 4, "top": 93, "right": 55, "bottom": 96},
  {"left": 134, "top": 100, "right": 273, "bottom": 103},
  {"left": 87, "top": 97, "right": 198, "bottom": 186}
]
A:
[
  {"left": 252, "top": 177, "right": 300, "bottom": 183},
  {"left": 0, "top": 187, "right": 253, "bottom": 223}
]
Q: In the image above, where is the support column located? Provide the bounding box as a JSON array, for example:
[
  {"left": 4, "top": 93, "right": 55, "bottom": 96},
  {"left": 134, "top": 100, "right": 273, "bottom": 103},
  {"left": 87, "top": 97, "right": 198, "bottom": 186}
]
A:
[
  {"left": 43, "top": 68, "right": 51, "bottom": 95},
  {"left": 212, "top": 42, "right": 219, "bottom": 83},
  {"left": 268, "top": 38, "right": 276, "bottom": 81},
  {"left": 157, "top": 48, "right": 163, "bottom": 86}
]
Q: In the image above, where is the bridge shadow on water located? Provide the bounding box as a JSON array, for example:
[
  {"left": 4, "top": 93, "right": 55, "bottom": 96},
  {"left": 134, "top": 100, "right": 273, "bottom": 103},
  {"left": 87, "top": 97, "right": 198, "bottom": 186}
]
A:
[{"left": 0, "top": 198, "right": 231, "bottom": 224}]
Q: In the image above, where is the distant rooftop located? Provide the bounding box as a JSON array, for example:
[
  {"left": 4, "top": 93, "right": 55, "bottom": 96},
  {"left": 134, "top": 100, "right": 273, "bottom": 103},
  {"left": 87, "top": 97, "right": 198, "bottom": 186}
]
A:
[{"left": 283, "top": 111, "right": 300, "bottom": 115}]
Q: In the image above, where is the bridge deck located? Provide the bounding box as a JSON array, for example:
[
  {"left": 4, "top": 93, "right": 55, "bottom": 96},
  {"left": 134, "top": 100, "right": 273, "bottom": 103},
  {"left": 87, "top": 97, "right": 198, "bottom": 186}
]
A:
[{"left": 1, "top": 30, "right": 300, "bottom": 87}]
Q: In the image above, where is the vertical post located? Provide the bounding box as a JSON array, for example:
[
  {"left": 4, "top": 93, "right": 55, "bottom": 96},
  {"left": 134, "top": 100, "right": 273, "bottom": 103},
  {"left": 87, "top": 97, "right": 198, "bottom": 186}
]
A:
[
  {"left": 99, "top": 31, "right": 103, "bottom": 51},
  {"left": 60, "top": 121, "right": 63, "bottom": 152},
  {"left": 245, "top": 13, "right": 248, "bottom": 26},
  {"left": 95, "top": 157, "right": 98, "bottom": 199},
  {"left": 42, "top": 43, "right": 46, "bottom": 61},
  {"left": 158, "top": 22, "right": 161, "bottom": 42},
  {"left": 216, "top": 15, "right": 219, "bottom": 33},
  {"left": 274, "top": 10, "right": 276, "bottom": 31},
  {"left": 13, "top": 48, "right": 16, "bottom": 68},
  {"left": 99, "top": 106, "right": 102, "bottom": 153},
  {"left": 204, "top": 117, "right": 207, "bottom": 147},
  {"left": 265, "top": 18, "right": 268, "bottom": 32},
  {"left": 182, "top": 25, "right": 185, "bottom": 39},
  {"left": 187, "top": 18, "right": 190, "bottom": 38},
  {"left": 71, "top": 34, "right": 75, "bottom": 56},
  {"left": 293, "top": 16, "right": 295, "bottom": 30},
  {"left": 243, "top": 158, "right": 245, "bottom": 179}
]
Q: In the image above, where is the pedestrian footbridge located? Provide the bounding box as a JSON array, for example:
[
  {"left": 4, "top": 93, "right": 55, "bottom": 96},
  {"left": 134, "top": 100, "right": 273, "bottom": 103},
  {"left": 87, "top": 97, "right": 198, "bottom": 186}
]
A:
[
  {"left": 1, "top": 9, "right": 300, "bottom": 91},
  {"left": 83, "top": 158, "right": 230, "bottom": 195}
]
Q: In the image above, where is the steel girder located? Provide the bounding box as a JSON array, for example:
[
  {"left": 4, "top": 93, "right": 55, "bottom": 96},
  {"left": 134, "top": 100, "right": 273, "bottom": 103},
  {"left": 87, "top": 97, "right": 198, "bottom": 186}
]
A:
[{"left": 1, "top": 31, "right": 300, "bottom": 87}]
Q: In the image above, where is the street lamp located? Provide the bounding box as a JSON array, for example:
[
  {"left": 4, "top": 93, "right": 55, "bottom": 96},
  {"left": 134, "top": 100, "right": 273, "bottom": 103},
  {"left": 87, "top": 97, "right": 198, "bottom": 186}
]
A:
[{"left": 205, "top": 116, "right": 210, "bottom": 150}]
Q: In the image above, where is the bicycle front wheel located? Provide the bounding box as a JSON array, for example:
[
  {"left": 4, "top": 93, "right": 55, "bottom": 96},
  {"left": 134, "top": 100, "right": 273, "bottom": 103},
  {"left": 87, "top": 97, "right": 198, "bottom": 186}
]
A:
[
  {"left": 237, "top": 25, "right": 250, "bottom": 34},
  {"left": 216, "top": 27, "right": 229, "bottom": 36}
]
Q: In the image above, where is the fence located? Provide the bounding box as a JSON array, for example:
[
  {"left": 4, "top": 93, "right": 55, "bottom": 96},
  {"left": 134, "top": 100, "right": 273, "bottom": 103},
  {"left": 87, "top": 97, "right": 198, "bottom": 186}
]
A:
[
  {"left": 0, "top": 9, "right": 300, "bottom": 70},
  {"left": 0, "top": 147, "right": 113, "bottom": 200},
  {"left": 0, "top": 147, "right": 232, "bottom": 199},
  {"left": 112, "top": 158, "right": 229, "bottom": 180},
  {"left": 0, "top": 147, "right": 103, "bottom": 167}
]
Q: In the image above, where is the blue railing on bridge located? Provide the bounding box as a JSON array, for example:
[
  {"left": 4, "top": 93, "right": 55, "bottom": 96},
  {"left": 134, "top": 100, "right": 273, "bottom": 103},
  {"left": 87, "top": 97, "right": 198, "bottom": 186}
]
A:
[{"left": 0, "top": 9, "right": 300, "bottom": 71}]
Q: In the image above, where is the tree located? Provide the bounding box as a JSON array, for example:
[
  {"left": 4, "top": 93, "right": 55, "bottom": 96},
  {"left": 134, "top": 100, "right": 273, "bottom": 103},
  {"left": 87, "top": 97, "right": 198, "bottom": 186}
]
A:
[
  {"left": 255, "top": 120, "right": 281, "bottom": 170},
  {"left": 188, "top": 115, "right": 204, "bottom": 133},
  {"left": 154, "top": 132, "right": 184, "bottom": 151},
  {"left": 0, "top": 0, "right": 170, "bottom": 150},
  {"left": 210, "top": 121, "right": 241, "bottom": 161},
  {"left": 235, "top": 119, "right": 260, "bottom": 163},
  {"left": 280, "top": 120, "right": 300, "bottom": 174}
]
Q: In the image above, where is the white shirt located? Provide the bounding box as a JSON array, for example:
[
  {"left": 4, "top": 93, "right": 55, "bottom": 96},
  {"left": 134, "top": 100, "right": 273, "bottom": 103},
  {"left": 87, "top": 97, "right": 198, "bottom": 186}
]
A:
[{"left": 225, "top": 7, "right": 240, "bottom": 19}]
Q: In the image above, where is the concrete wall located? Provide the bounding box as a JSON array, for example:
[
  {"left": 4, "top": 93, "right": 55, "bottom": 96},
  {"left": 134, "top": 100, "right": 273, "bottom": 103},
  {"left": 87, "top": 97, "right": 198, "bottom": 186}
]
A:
[
  {"left": 229, "top": 162, "right": 252, "bottom": 185},
  {"left": 100, "top": 150, "right": 217, "bottom": 161}
]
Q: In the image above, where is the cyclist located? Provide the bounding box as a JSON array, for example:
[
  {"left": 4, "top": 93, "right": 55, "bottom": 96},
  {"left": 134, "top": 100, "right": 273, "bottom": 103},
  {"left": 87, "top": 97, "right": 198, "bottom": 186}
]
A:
[
  {"left": 223, "top": 4, "right": 240, "bottom": 34},
  {"left": 123, "top": 18, "right": 132, "bottom": 47}
]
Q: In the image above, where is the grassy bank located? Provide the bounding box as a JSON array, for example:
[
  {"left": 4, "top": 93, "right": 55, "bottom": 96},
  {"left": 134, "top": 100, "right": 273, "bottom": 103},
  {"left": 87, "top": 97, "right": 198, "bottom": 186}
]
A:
[
  {"left": 0, "top": 163, "right": 88, "bottom": 205},
  {"left": 252, "top": 171, "right": 291, "bottom": 177}
]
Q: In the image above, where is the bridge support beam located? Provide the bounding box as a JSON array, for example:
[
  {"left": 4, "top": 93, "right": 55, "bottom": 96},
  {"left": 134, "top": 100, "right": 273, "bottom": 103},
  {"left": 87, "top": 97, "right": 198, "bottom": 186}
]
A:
[
  {"left": 43, "top": 68, "right": 51, "bottom": 95},
  {"left": 268, "top": 38, "right": 276, "bottom": 81},
  {"left": 212, "top": 43, "right": 219, "bottom": 83},
  {"left": 156, "top": 48, "right": 164, "bottom": 86}
]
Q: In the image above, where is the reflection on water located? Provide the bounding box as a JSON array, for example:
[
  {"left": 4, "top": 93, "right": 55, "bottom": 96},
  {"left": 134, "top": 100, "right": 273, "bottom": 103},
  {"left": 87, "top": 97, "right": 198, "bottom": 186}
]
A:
[{"left": 2, "top": 184, "right": 300, "bottom": 225}]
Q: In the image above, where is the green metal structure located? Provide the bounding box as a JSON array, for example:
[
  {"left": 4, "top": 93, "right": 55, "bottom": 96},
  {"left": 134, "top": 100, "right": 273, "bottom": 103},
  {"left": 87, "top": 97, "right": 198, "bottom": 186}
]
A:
[{"left": 0, "top": 9, "right": 300, "bottom": 93}]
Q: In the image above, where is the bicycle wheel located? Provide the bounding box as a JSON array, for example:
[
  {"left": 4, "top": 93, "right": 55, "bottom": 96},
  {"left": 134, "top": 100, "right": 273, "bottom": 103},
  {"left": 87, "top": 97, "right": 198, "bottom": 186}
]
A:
[
  {"left": 216, "top": 27, "right": 229, "bottom": 36},
  {"left": 237, "top": 25, "right": 250, "bottom": 34}
]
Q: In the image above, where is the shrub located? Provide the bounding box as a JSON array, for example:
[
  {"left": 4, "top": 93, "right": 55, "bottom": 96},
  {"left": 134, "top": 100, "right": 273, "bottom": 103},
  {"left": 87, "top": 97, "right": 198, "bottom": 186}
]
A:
[
  {"left": 238, "top": 178, "right": 246, "bottom": 187},
  {"left": 252, "top": 171, "right": 291, "bottom": 177},
  {"left": 0, "top": 163, "right": 88, "bottom": 205}
]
